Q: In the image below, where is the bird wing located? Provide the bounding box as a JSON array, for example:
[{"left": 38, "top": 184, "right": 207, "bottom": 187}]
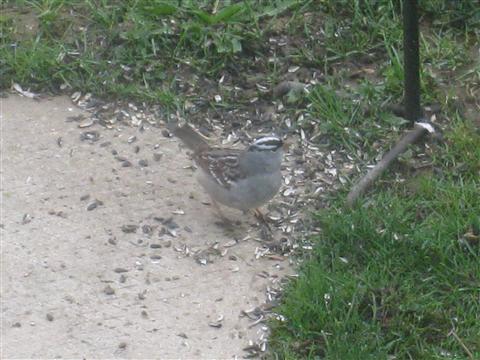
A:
[{"left": 196, "top": 149, "right": 245, "bottom": 189}]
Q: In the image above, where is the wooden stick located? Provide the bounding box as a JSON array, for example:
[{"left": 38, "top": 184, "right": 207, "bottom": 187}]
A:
[
  {"left": 346, "top": 124, "right": 428, "bottom": 207},
  {"left": 448, "top": 329, "right": 474, "bottom": 359}
]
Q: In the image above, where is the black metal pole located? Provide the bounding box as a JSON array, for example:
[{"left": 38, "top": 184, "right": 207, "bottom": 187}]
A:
[{"left": 403, "top": 0, "right": 422, "bottom": 124}]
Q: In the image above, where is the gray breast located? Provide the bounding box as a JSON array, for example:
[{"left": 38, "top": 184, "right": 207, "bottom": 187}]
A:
[{"left": 197, "top": 169, "right": 282, "bottom": 211}]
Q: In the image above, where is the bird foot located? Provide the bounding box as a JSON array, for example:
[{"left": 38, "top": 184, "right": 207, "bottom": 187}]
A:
[{"left": 252, "top": 208, "right": 272, "bottom": 232}]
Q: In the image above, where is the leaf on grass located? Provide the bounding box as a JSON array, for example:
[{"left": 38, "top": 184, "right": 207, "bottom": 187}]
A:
[
  {"left": 257, "top": 0, "right": 299, "bottom": 18},
  {"left": 231, "top": 37, "right": 242, "bottom": 53},
  {"left": 140, "top": 1, "right": 177, "bottom": 16},
  {"left": 213, "top": 3, "right": 244, "bottom": 24},
  {"left": 193, "top": 4, "right": 244, "bottom": 25},
  {"left": 193, "top": 10, "right": 214, "bottom": 25}
]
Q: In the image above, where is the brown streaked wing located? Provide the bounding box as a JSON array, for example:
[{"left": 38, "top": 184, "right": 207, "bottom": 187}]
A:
[{"left": 195, "top": 148, "right": 244, "bottom": 189}]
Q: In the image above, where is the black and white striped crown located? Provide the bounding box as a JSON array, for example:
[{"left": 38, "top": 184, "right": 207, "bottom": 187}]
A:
[{"left": 249, "top": 136, "right": 283, "bottom": 152}]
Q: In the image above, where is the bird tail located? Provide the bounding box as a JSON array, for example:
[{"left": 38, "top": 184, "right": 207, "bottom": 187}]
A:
[{"left": 172, "top": 124, "right": 210, "bottom": 152}]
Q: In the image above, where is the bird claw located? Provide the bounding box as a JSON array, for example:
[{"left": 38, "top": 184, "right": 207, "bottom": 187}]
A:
[{"left": 252, "top": 208, "right": 272, "bottom": 232}]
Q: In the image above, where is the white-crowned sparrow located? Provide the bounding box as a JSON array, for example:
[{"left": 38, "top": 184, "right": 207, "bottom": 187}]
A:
[{"left": 173, "top": 124, "right": 284, "bottom": 217}]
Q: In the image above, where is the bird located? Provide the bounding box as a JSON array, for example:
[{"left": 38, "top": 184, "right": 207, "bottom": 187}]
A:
[{"left": 173, "top": 124, "right": 284, "bottom": 222}]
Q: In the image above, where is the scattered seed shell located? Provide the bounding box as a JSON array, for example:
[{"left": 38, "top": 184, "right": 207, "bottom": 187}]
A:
[
  {"left": 78, "top": 119, "right": 94, "bottom": 128},
  {"left": 103, "top": 285, "right": 115, "bottom": 295},
  {"left": 121, "top": 224, "right": 138, "bottom": 233},
  {"left": 208, "top": 315, "right": 224, "bottom": 328},
  {"left": 223, "top": 240, "right": 237, "bottom": 248},
  {"left": 21, "top": 214, "right": 33, "bottom": 224}
]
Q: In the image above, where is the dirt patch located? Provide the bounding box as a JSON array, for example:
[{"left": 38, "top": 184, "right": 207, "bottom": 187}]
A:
[
  {"left": 1, "top": 95, "right": 292, "bottom": 358},
  {"left": 1, "top": 7, "right": 39, "bottom": 41}
]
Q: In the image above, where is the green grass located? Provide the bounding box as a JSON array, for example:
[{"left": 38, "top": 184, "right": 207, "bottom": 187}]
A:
[
  {"left": 2, "top": 0, "right": 478, "bottom": 108},
  {"left": 266, "top": 1, "right": 480, "bottom": 359},
  {"left": 270, "top": 120, "right": 480, "bottom": 358},
  {"left": 0, "top": 0, "right": 301, "bottom": 104},
  {"left": 306, "top": 82, "right": 408, "bottom": 157}
]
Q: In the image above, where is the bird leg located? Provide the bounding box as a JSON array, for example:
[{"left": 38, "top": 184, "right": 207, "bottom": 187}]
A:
[
  {"left": 210, "top": 198, "right": 234, "bottom": 225},
  {"left": 252, "top": 208, "right": 272, "bottom": 231}
]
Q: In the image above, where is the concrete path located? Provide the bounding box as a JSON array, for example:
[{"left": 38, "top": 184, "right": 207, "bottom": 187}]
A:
[{"left": 1, "top": 95, "right": 289, "bottom": 359}]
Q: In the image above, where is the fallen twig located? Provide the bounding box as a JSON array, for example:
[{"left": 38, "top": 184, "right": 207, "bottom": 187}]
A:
[
  {"left": 346, "top": 122, "right": 434, "bottom": 207},
  {"left": 448, "top": 329, "right": 474, "bottom": 359}
]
